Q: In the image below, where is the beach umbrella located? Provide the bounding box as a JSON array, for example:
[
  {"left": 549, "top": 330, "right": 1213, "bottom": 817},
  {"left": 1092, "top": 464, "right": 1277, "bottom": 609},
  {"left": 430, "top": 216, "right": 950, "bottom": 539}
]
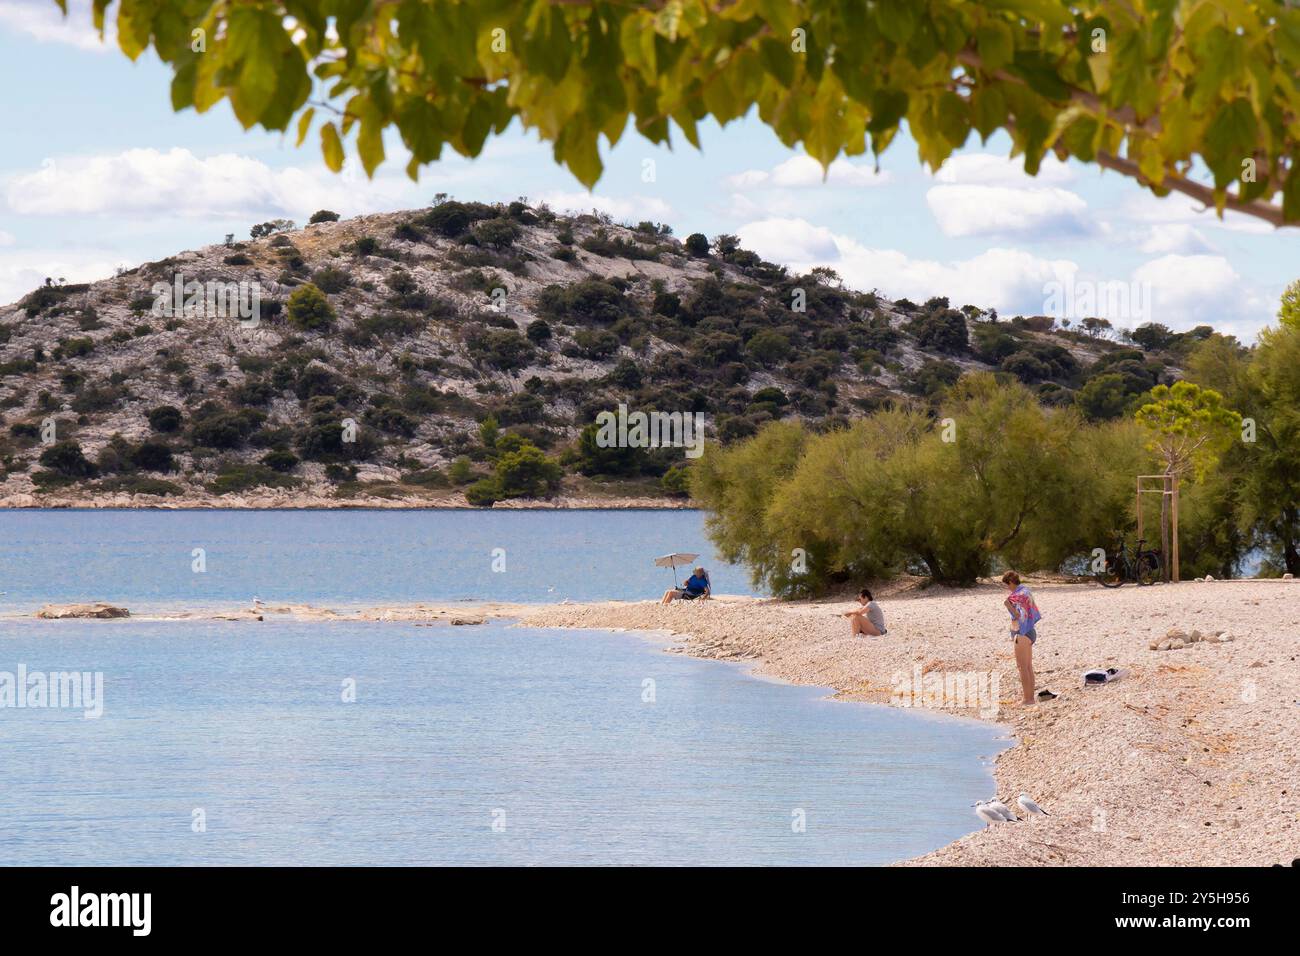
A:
[{"left": 654, "top": 552, "right": 699, "bottom": 588}]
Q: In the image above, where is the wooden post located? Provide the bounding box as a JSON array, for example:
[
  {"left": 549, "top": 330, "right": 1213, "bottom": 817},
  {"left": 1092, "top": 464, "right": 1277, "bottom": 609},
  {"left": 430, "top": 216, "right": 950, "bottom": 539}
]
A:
[
  {"left": 1136, "top": 476, "right": 1143, "bottom": 544},
  {"left": 1170, "top": 475, "right": 1180, "bottom": 583},
  {"left": 1159, "top": 475, "right": 1171, "bottom": 582}
]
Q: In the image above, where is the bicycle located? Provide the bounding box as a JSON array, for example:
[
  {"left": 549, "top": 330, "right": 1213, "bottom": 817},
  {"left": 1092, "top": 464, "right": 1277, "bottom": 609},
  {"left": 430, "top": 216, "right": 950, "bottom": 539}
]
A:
[{"left": 1095, "top": 535, "right": 1163, "bottom": 587}]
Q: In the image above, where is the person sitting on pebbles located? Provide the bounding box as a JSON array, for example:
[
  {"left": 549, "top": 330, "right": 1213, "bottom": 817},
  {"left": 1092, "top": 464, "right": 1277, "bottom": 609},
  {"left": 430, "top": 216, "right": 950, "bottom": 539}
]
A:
[
  {"left": 842, "top": 588, "right": 887, "bottom": 636},
  {"left": 662, "top": 567, "right": 710, "bottom": 604}
]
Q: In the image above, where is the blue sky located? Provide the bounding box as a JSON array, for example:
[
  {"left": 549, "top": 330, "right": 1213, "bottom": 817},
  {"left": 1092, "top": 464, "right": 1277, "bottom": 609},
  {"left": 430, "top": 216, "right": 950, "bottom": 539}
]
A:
[{"left": 2, "top": 0, "right": 1297, "bottom": 341}]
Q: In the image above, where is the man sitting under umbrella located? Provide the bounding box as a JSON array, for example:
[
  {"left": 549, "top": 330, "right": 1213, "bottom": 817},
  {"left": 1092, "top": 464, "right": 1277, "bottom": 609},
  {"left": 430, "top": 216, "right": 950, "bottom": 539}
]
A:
[{"left": 661, "top": 565, "right": 711, "bottom": 603}]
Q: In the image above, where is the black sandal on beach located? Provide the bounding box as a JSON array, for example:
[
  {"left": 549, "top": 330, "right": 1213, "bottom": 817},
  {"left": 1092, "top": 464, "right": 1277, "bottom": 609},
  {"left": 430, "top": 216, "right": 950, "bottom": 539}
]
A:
[{"left": 1036, "top": 689, "right": 1058, "bottom": 701}]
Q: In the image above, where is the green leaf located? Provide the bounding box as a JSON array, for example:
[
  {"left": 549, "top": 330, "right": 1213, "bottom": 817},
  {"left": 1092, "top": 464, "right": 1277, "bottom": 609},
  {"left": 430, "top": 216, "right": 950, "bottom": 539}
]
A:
[
  {"left": 975, "top": 21, "right": 1014, "bottom": 73},
  {"left": 320, "top": 121, "right": 344, "bottom": 173},
  {"left": 227, "top": 7, "right": 284, "bottom": 127},
  {"left": 296, "top": 107, "right": 316, "bottom": 148},
  {"left": 935, "top": 91, "right": 970, "bottom": 148},
  {"left": 874, "top": 0, "right": 917, "bottom": 45},
  {"left": 1008, "top": 50, "right": 1070, "bottom": 101},
  {"left": 970, "top": 85, "right": 1006, "bottom": 141},
  {"left": 557, "top": 121, "right": 603, "bottom": 188},
  {"left": 758, "top": 36, "right": 795, "bottom": 87},
  {"left": 355, "top": 98, "right": 386, "bottom": 176},
  {"left": 115, "top": 0, "right": 154, "bottom": 60},
  {"left": 1203, "top": 98, "right": 1259, "bottom": 188},
  {"left": 867, "top": 88, "right": 908, "bottom": 134},
  {"left": 396, "top": 98, "right": 443, "bottom": 163}
]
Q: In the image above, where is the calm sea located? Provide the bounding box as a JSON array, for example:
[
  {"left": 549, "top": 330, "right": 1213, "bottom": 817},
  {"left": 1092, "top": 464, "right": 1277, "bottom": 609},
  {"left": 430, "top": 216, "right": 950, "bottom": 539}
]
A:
[{"left": 0, "top": 510, "right": 1008, "bottom": 865}]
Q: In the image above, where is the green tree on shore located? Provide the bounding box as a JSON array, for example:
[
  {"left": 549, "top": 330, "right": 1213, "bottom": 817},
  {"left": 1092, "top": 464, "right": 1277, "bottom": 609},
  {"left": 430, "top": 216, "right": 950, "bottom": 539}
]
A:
[
  {"left": 1186, "top": 295, "right": 1300, "bottom": 575},
  {"left": 694, "top": 374, "right": 1146, "bottom": 590}
]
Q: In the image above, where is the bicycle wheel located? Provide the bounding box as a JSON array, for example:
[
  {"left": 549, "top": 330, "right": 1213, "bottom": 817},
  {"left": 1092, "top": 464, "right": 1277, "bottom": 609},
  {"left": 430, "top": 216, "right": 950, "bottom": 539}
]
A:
[
  {"left": 1136, "top": 552, "right": 1162, "bottom": 586},
  {"left": 1096, "top": 557, "right": 1126, "bottom": 588}
]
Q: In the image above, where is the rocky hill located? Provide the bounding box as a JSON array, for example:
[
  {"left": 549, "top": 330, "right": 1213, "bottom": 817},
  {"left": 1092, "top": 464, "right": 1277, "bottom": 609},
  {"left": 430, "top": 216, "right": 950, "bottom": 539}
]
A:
[{"left": 0, "top": 199, "right": 1185, "bottom": 508}]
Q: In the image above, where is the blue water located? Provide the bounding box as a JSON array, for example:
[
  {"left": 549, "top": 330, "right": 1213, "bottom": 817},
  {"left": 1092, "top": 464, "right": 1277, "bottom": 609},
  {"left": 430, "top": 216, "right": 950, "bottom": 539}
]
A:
[
  {"left": 0, "top": 510, "right": 1009, "bottom": 866},
  {"left": 0, "top": 509, "right": 756, "bottom": 611}
]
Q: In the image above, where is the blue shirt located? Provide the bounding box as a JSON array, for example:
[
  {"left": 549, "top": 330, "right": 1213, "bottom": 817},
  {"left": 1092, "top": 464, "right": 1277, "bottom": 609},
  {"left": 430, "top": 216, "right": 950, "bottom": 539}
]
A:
[{"left": 684, "top": 574, "right": 709, "bottom": 594}]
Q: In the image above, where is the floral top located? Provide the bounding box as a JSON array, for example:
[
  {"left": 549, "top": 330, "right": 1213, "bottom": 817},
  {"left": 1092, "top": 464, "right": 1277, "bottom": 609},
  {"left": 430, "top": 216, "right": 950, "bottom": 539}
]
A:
[{"left": 1007, "top": 584, "right": 1042, "bottom": 636}]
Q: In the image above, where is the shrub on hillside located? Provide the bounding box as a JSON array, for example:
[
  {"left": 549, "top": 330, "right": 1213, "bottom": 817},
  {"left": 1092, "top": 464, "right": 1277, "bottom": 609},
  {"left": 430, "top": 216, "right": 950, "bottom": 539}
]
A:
[
  {"left": 208, "top": 463, "right": 296, "bottom": 495},
  {"left": 286, "top": 283, "right": 336, "bottom": 331},
  {"left": 536, "top": 279, "right": 632, "bottom": 325},
  {"left": 38, "top": 440, "right": 97, "bottom": 478},
  {"left": 465, "top": 477, "right": 501, "bottom": 507},
  {"left": 261, "top": 449, "right": 300, "bottom": 472},
  {"left": 466, "top": 328, "right": 535, "bottom": 371},
  {"left": 907, "top": 308, "right": 968, "bottom": 353},
  {"left": 311, "top": 266, "right": 351, "bottom": 294},
  {"left": 494, "top": 442, "right": 562, "bottom": 498},
  {"left": 472, "top": 217, "right": 522, "bottom": 248},
  {"left": 130, "top": 440, "right": 175, "bottom": 472}
]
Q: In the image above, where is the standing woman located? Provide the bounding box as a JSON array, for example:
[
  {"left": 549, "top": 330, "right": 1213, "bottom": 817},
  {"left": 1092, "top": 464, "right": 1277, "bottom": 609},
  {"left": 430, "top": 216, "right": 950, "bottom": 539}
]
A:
[{"left": 1002, "top": 571, "right": 1041, "bottom": 706}]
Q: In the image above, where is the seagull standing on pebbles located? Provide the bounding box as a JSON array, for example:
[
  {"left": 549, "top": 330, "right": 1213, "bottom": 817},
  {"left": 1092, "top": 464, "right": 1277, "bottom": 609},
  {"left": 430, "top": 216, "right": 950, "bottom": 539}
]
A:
[
  {"left": 1017, "top": 794, "right": 1049, "bottom": 817},
  {"left": 974, "top": 800, "right": 1018, "bottom": 825},
  {"left": 988, "top": 798, "right": 1018, "bottom": 821}
]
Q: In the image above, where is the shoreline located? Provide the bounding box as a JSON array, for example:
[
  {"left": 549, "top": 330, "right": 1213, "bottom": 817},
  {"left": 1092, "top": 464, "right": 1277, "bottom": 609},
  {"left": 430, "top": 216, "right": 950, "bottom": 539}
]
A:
[
  {"left": 0, "top": 494, "right": 691, "bottom": 511},
  {"left": 14, "top": 581, "right": 1297, "bottom": 866},
  {"left": 516, "top": 580, "right": 1300, "bottom": 866}
]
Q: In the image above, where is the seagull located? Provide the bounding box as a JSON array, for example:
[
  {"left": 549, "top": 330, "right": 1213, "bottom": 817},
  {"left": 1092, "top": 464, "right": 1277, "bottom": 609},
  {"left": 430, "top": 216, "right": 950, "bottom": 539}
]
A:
[
  {"left": 974, "top": 800, "right": 1018, "bottom": 825},
  {"left": 988, "top": 798, "right": 1018, "bottom": 822},
  {"left": 1017, "top": 793, "right": 1049, "bottom": 817}
]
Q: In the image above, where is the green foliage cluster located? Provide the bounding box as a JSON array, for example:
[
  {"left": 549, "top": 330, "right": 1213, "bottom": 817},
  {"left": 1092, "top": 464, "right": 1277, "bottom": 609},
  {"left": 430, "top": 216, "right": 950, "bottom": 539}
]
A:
[
  {"left": 75, "top": 0, "right": 1300, "bottom": 227},
  {"left": 694, "top": 374, "right": 1152, "bottom": 590},
  {"left": 463, "top": 427, "right": 564, "bottom": 506},
  {"left": 286, "top": 283, "right": 336, "bottom": 331}
]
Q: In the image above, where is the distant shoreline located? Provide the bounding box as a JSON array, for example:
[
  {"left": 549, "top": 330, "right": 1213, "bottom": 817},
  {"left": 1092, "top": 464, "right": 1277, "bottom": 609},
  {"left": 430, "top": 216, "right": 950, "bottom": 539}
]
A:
[{"left": 0, "top": 494, "right": 692, "bottom": 511}]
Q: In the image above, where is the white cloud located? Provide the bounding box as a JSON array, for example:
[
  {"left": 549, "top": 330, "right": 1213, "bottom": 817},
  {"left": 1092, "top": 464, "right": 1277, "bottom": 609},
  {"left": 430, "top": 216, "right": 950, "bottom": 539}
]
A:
[
  {"left": 1112, "top": 188, "right": 1274, "bottom": 236},
  {"left": 0, "top": 0, "right": 112, "bottom": 52},
  {"left": 0, "top": 247, "right": 123, "bottom": 310},
  {"left": 733, "top": 215, "right": 1274, "bottom": 337},
  {"left": 926, "top": 184, "right": 1091, "bottom": 238},
  {"left": 725, "top": 154, "right": 892, "bottom": 190},
  {"left": 932, "top": 153, "right": 1075, "bottom": 187},
  {"left": 538, "top": 191, "right": 673, "bottom": 222},
  {"left": 1138, "top": 223, "right": 1216, "bottom": 255},
  {"left": 1131, "top": 254, "right": 1270, "bottom": 337},
  {"left": 735, "top": 216, "right": 1076, "bottom": 314},
  {"left": 734, "top": 218, "right": 842, "bottom": 263},
  {"left": 3, "top": 147, "right": 419, "bottom": 220},
  {"left": 722, "top": 154, "right": 892, "bottom": 219},
  {"left": 0, "top": 230, "right": 14, "bottom": 247}
]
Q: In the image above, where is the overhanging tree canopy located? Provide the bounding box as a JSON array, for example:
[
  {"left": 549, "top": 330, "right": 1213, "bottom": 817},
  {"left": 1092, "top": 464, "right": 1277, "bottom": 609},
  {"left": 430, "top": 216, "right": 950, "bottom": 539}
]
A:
[{"left": 58, "top": 0, "right": 1300, "bottom": 224}]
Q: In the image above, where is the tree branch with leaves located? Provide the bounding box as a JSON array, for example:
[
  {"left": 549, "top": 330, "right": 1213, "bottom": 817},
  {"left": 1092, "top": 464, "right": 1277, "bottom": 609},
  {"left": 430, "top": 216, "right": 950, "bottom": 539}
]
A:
[{"left": 53, "top": 0, "right": 1300, "bottom": 225}]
